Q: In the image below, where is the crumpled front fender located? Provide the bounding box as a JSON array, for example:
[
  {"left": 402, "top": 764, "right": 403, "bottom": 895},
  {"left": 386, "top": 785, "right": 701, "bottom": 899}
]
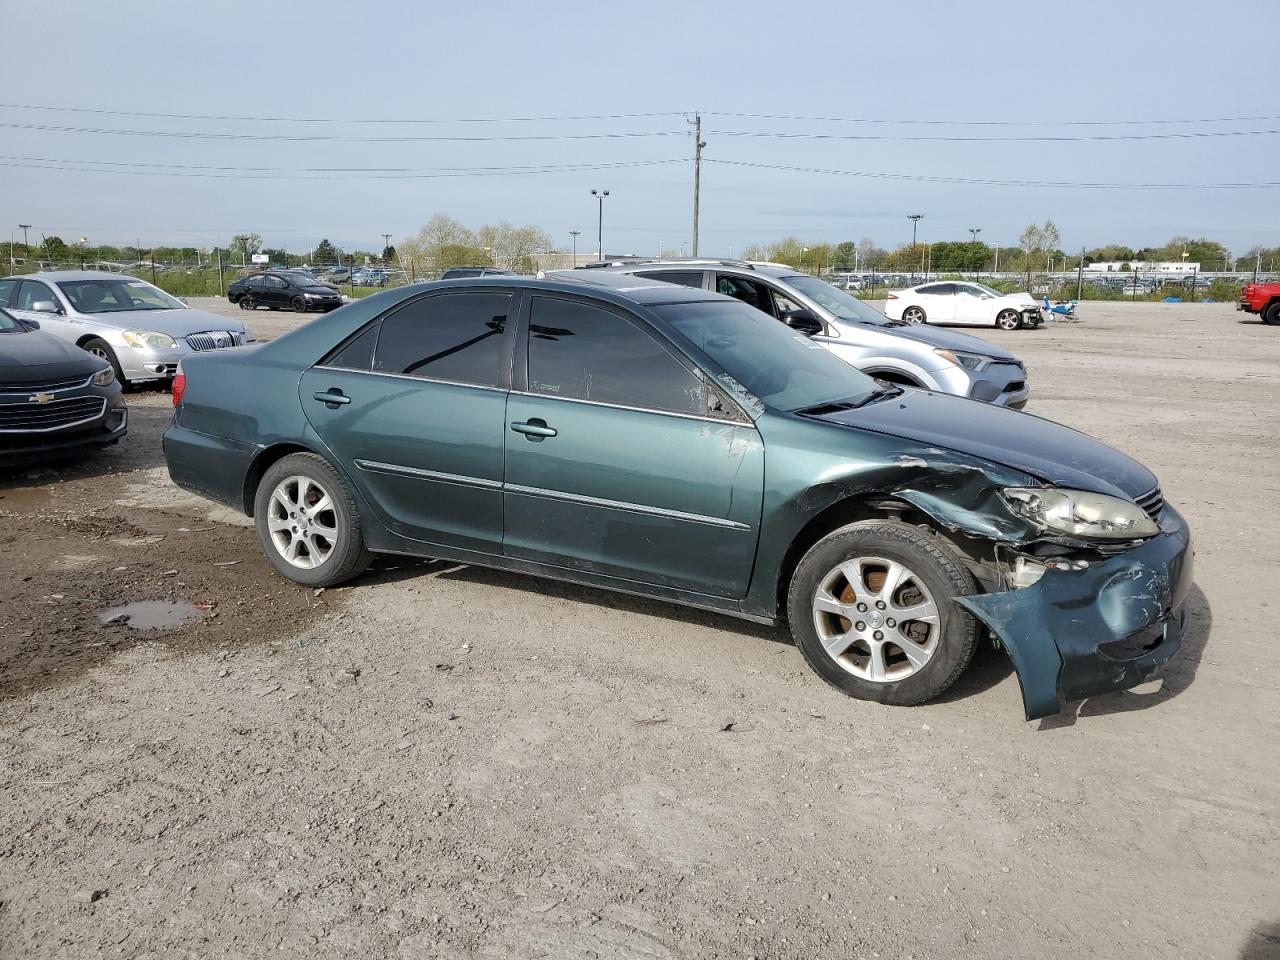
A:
[{"left": 956, "top": 506, "right": 1194, "bottom": 720}]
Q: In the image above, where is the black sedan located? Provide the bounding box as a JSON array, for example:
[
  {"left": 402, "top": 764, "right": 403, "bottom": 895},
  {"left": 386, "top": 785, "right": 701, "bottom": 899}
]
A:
[
  {"left": 228, "top": 272, "right": 343, "bottom": 313},
  {"left": 0, "top": 309, "right": 127, "bottom": 465}
]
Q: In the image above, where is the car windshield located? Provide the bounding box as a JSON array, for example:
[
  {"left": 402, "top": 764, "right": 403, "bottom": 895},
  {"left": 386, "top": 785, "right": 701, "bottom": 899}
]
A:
[
  {"left": 780, "top": 275, "right": 898, "bottom": 326},
  {"left": 655, "top": 299, "right": 879, "bottom": 412},
  {"left": 58, "top": 278, "right": 184, "bottom": 313},
  {"left": 0, "top": 308, "right": 23, "bottom": 333}
]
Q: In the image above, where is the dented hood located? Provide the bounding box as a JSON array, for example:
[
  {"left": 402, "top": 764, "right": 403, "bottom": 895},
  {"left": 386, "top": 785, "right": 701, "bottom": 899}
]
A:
[{"left": 813, "top": 389, "right": 1157, "bottom": 500}]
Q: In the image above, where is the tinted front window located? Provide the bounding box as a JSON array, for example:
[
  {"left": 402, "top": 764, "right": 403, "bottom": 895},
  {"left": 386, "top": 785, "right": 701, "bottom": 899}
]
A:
[
  {"left": 716, "top": 274, "right": 774, "bottom": 315},
  {"left": 782, "top": 275, "right": 895, "bottom": 326},
  {"left": 639, "top": 270, "right": 705, "bottom": 288},
  {"left": 656, "top": 300, "right": 878, "bottom": 412},
  {"left": 16, "top": 282, "right": 58, "bottom": 311},
  {"left": 527, "top": 296, "right": 706, "bottom": 416},
  {"left": 0, "top": 279, "right": 15, "bottom": 307},
  {"left": 373, "top": 291, "right": 511, "bottom": 386}
]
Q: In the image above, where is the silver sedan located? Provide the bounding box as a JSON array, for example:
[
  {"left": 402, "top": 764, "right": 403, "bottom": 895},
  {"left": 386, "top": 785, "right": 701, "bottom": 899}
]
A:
[{"left": 0, "top": 271, "right": 250, "bottom": 384}]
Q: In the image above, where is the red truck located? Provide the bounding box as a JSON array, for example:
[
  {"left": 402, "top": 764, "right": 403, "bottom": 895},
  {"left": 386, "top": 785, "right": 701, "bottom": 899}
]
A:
[{"left": 1238, "top": 281, "right": 1280, "bottom": 325}]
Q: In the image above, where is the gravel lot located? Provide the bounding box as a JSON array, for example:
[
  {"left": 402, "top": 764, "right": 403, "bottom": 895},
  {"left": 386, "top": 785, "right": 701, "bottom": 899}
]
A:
[{"left": 2, "top": 298, "right": 1278, "bottom": 959}]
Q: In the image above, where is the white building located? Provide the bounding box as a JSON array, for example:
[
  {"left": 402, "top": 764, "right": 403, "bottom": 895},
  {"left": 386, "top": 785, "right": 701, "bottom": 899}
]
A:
[{"left": 1084, "top": 260, "right": 1200, "bottom": 273}]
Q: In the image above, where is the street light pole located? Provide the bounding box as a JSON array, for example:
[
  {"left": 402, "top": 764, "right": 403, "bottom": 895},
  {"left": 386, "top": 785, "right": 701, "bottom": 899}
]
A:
[
  {"left": 591, "top": 189, "right": 609, "bottom": 262},
  {"left": 381, "top": 233, "right": 392, "bottom": 262},
  {"left": 969, "top": 227, "right": 981, "bottom": 280},
  {"left": 907, "top": 214, "right": 923, "bottom": 279},
  {"left": 569, "top": 230, "right": 580, "bottom": 268}
]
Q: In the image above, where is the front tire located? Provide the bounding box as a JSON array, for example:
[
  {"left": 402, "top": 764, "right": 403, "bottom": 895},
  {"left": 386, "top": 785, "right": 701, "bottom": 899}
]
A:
[
  {"left": 996, "top": 310, "right": 1022, "bottom": 331},
  {"left": 254, "top": 453, "right": 372, "bottom": 587},
  {"left": 902, "top": 306, "right": 926, "bottom": 324},
  {"left": 787, "top": 520, "right": 979, "bottom": 707},
  {"left": 291, "top": 296, "right": 307, "bottom": 312},
  {"left": 1264, "top": 302, "right": 1280, "bottom": 326},
  {"left": 81, "top": 337, "right": 125, "bottom": 384}
]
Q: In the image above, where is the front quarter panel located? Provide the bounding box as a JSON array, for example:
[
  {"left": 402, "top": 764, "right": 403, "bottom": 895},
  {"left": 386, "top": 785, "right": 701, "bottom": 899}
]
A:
[{"left": 745, "top": 412, "right": 1039, "bottom": 618}]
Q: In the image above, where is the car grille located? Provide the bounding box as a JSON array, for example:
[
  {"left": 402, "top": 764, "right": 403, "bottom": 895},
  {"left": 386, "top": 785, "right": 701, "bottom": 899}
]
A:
[
  {"left": 0, "top": 374, "right": 93, "bottom": 396},
  {"left": 1136, "top": 485, "right": 1165, "bottom": 520},
  {"left": 0, "top": 396, "right": 106, "bottom": 432},
  {"left": 185, "top": 330, "right": 246, "bottom": 352}
]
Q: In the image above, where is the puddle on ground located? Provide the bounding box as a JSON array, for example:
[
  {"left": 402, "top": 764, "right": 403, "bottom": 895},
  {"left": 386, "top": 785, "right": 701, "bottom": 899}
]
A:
[
  {"left": 0, "top": 484, "right": 56, "bottom": 509},
  {"left": 98, "top": 601, "right": 205, "bottom": 631}
]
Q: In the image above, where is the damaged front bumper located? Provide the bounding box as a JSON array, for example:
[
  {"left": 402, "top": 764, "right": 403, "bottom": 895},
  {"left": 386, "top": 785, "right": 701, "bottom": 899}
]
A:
[{"left": 956, "top": 505, "right": 1194, "bottom": 720}]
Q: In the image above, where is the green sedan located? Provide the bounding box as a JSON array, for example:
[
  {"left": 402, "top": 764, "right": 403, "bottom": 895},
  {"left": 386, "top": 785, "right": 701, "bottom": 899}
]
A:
[{"left": 163, "top": 273, "right": 1193, "bottom": 720}]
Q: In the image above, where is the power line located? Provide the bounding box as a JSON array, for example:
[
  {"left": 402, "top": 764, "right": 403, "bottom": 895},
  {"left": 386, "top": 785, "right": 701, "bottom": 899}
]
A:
[
  {"left": 704, "top": 158, "right": 1280, "bottom": 190},
  {"left": 0, "top": 122, "right": 687, "bottom": 143},
  {"left": 707, "top": 110, "right": 1280, "bottom": 127},
  {"left": 0, "top": 103, "right": 689, "bottom": 124},
  {"left": 708, "top": 128, "right": 1280, "bottom": 143},
  {"left": 0, "top": 154, "right": 688, "bottom": 174},
  {"left": 0, "top": 157, "right": 688, "bottom": 181},
  {"left": 4, "top": 102, "right": 1276, "bottom": 128}
]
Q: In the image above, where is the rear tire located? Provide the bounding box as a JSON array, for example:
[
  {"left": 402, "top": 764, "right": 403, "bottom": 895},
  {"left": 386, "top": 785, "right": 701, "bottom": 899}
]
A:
[
  {"left": 1264, "top": 302, "right": 1280, "bottom": 326},
  {"left": 902, "top": 306, "right": 926, "bottom": 324},
  {"left": 253, "top": 453, "right": 372, "bottom": 588},
  {"left": 996, "top": 310, "right": 1022, "bottom": 331},
  {"left": 81, "top": 337, "right": 125, "bottom": 384},
  {"left": 787, "top": 520, "right": 979, "bottom": 707},
  {"left": 240, "top": 296, "right": 254, "bottom": 311}
]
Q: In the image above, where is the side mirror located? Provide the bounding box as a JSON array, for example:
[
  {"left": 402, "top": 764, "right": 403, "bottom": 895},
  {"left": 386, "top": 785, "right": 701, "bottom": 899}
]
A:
[
  {"left": 782, "top": 308, "right": 823, "bottom": 337},
  {"left": 31, "top": 300, "right": 61, "bottom": 315},
  {"left": 19, "top": 316, "right": 40, "bottom": 330}
]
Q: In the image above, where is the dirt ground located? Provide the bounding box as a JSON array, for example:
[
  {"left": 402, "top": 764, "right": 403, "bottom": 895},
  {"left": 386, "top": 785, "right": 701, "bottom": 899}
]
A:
[{"left": 1, "top": 299, "right": 1278, "bottom": 960}]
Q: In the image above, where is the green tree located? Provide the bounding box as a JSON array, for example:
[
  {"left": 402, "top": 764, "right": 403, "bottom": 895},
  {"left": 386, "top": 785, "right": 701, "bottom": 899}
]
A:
[
  {"left": 230, "top": 233, "right": 262, "bottom": 265},
  {"left": 313, "top": 238, "right": 339, "bottom": 265},
  {"left": 41, "top": 236, "right": 68, "bottom": 260},
  {"left": 381, "top": 244, "right": 397, "bottom": 263}
]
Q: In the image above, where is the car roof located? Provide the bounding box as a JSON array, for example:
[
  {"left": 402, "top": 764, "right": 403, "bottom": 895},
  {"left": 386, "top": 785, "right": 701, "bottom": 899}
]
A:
[
  {"left": 430, "top": 273, "right": 726, "bottom": 307},
  {"left": 7, "top": 270, "right": 144, "bottom": 282},
  {"left": 580, "top": 259, "right": 805, "bottom": 282}
]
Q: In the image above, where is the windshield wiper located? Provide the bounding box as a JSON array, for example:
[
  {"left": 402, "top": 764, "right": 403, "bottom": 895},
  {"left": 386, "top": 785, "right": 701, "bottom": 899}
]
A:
[{"left": 794, "top": 385, "right": 903, "bottom": 417}]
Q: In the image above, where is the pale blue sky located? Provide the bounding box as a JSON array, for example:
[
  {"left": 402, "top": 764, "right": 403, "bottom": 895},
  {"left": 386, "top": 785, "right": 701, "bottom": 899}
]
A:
[{"left": 0, "top": 0, "right": 1276, "bottom": 258}]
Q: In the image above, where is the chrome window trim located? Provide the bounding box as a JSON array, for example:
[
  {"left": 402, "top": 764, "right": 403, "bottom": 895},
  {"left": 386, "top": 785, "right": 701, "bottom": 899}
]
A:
[
  {"left": 313, "top": 365, "right": 508, "bottom": 394},
  {"left": 512, "top": 390, "right": 748, "bottom": 427},
  {"left": 505, "top": 483, "right": 751, "bottom": 531},
  {"left": 354, "top": 459, "right": 502, "bottom": 490}
]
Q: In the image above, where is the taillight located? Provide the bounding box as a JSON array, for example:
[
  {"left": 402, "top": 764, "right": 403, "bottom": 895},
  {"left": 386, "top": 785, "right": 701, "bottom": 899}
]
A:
[
  {"left": 171, "top": 361, "right": 186, "bottom": 407},
  {"left": 887, "top": 293, "right": 899, "bottom": 300}
]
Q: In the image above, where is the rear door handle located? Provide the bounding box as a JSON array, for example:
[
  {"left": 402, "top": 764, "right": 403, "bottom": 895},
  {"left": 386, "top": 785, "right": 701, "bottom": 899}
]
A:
[
  {"left": 511, "top": 418, "right": 557, "bottom": 440},
  {"left": 313, "top": 390, "right": 351, "bottom": 406}
]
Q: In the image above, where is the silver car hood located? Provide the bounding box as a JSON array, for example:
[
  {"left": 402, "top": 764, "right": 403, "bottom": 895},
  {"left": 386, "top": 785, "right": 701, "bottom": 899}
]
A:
[
  {"left": 830, "top": 318, "right": 1018, "bottom": 361},
  {"left": 78, "top": 307, "right": 245, "bottom": 336}
]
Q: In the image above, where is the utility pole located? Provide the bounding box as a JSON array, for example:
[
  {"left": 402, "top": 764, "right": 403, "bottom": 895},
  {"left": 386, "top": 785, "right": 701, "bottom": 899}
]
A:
[
  {"left": 1076, "top": 247, "right": 1084, "bottom": 301},
  {"left": 691, "top": 112, "right": 705, "bottom": 257},
  {"left": 591, "top": 189, "right": 609, "bottom": 261},
  {"left": 217, "top": 247, "right": 225, "bottom": 297},
  {"left": 569, "top": 230, "right": 580, "bottom": 268},
  {"left": 18, "top": 224, "right": 30, "bottom": 261}
]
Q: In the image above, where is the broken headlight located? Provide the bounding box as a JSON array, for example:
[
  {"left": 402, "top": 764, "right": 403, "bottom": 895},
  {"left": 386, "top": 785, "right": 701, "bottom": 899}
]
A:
[{"left": 1002, "top": 487, "right": 1159, "bottom": 540}]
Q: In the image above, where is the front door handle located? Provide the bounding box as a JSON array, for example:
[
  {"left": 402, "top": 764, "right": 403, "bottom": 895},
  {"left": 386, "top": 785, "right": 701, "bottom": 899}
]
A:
[
  {"left": 313, "top": 390, "right": 351, "bottom": 406},
  {"left": 511, "top": 418, "right": 557, "bottom": 440}
]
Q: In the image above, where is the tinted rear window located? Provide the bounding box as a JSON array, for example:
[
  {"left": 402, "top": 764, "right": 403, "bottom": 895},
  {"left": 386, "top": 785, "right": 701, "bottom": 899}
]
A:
[{"left": 373, "top": 291, "right": 512, "bottom": 386}]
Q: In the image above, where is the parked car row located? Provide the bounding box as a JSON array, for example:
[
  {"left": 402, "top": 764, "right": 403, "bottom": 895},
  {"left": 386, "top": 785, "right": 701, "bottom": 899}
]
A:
[{"left": 163, "top": 270, "right": 1191, "bottom": 722}]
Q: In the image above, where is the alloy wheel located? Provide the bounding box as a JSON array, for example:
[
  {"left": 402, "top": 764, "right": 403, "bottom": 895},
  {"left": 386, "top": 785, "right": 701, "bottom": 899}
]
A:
[
  {"left": 903, "top": 307, "right": 925, "bottom": 324},
  {"left": 811, "top": 556, "right": 941, "bottom": 683},
  {"left": 997, "top": 311, "right": 1021, "bottom": 330},
  {"left": 266, "top": 475, "right": 339, "bottom": 569}
]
